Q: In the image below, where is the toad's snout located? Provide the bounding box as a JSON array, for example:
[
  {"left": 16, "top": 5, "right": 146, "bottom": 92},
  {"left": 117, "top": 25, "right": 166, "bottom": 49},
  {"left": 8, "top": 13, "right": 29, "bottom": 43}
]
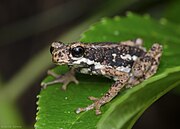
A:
[
  {"left": 52, "top": 52, "right": 60, "bottom": 63},
  {"left": 52, "top": 51, "right": 70, "bottom": 65}
]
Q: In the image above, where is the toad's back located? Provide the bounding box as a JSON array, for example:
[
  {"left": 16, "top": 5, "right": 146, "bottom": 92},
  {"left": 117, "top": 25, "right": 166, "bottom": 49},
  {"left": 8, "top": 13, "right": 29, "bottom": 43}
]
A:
[{"left": 83, "top": 43, "right": 146, "bottom": 69}]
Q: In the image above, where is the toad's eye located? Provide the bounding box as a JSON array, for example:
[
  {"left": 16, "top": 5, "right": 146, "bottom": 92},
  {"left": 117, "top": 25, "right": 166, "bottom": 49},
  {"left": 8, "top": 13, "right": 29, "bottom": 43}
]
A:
[
  {"left": 50, "top": 46, "right": 54, "bottom": 54},
  {"left": 71, "top": 46, "right": 85, "bottom": 57}
]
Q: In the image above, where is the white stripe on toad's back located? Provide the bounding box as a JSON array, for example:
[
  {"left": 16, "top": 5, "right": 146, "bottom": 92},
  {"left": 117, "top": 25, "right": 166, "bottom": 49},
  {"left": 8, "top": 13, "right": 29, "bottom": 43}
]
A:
[
  {"left": 72, "top": 56, "right": 131, "bottom": 73},
  {"left": 94, "top": 62, "right": 104, "bottom": 69},
  {"left": 120, "top": 54, "right": 132, "bottom": 60},
  {"left": 132, "top": 55, "right": 138, "bottom": 61},
  {"left": 116, "top": 66, "right": 131, "bottom": 73},
  {"left": 72, "top": 57, "right": 95, "bottom": 65},
  {"left": 112, "top": 53, "right": 116, "bottom": 62},
  {"left": 72, "top": 57, "right": 106, "bottom": 69}
]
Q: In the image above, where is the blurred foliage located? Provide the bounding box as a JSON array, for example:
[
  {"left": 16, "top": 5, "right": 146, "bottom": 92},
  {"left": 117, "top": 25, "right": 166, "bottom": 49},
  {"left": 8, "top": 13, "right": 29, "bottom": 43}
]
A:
[
  {"left": 164, "top": 0, "right": 180, "bottom": 95},
  {"left": 0, "top": 0, "right": 180, "bottom": 129},
  {"left": 36, "top": 13, "right": 180, "bottom": 129},
  {"left": 164, "top": 0, "right": 180, "bottom": 24}
]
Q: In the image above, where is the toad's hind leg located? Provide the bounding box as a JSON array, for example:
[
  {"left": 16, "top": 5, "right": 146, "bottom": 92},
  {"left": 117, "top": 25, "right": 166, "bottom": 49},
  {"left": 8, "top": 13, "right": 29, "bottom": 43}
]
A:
[
  {"left": 143, "top": 43, "right": 162, "bottom": 78},
  {"left": 76, "top": 69, "right": 129, "bottom": 115},
  {"left": 127, "top": 43, "right": 163, "bottom": 87},
  {"left": 121, "top": 38, "right": 144, "bottom": 47}
]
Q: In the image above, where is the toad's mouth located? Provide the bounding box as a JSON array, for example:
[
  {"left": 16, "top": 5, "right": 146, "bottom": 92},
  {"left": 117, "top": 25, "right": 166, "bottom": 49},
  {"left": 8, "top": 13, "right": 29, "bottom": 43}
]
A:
[
  {"left": 52, "top": 57, "right": 70, "bottom": 64},
  {"left": 68, "top": 62, "right": 90, "bottom": 68},
  {"left": 53, "top": 60, "right": 69, "bottom": 65},
  {"left": 59, "top": 60, "right": 71, "bottom": 64},
  {"left": 56, "top": 62, "right": 66, "bottom": 65}
]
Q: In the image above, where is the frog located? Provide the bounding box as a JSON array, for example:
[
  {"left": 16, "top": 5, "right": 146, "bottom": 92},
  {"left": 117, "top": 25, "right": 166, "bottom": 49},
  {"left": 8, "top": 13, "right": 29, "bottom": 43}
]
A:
[{"left": 41, "top": 38, "right": 162, "bottom": 115}]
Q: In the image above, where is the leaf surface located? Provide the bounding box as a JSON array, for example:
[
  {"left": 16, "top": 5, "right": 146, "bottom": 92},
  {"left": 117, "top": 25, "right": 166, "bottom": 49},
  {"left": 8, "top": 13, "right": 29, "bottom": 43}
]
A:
[{"left": 35, "top": 13, "right": 180, "bottom": 129}]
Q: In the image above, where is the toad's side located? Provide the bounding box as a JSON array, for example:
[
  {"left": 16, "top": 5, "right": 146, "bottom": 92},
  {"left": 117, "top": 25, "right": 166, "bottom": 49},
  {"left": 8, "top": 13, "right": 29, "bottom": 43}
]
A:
[{"left": 41, "top": 38, "right": 162, "bottom": 115}]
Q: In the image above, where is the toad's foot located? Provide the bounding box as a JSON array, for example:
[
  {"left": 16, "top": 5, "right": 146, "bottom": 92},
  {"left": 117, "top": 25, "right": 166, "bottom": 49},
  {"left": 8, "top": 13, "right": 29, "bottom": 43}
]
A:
[
  {"left": 41, "top": 69, "right": 79, "bottom": 90},
  {"left": 76, "top": 96, "right": 103, "bottom": 115}
]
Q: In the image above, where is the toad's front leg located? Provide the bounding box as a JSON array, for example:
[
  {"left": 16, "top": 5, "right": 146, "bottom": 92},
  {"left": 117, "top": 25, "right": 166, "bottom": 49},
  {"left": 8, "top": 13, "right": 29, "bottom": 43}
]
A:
[
  {"left": 41, "top": 68, "right": 79, "bottom": 90},
  {"left": 76, "top": 68, "right": 129, "bottom": 115}
]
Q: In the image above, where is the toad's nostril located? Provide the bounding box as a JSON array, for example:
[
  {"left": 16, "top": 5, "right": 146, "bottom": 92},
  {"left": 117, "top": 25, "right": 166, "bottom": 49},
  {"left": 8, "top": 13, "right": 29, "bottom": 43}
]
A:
[{"left": 50, "top": 46, "right": 54, "bottom": 54}]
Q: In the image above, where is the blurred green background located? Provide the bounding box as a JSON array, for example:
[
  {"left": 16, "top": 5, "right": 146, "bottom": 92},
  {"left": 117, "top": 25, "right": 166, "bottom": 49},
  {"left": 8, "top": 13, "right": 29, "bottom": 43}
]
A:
[{"left": 0, "top": 0, "right": 179, "bottom": 129}]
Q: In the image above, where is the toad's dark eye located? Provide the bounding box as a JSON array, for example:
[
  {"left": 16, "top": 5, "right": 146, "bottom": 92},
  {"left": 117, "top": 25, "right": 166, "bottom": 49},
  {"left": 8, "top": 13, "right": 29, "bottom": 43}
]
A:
[
  {"left": 71, "top": 46, "right": 85, "bottom": 57},
  {"left": 50, "top": 46, "right": 54, "bottom": 54}
]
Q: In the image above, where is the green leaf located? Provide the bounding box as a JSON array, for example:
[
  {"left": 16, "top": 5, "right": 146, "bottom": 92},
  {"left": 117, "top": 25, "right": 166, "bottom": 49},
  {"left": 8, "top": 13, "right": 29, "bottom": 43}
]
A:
[{"left": 35, "top": 13, "right": 180, "bottom": 129}]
